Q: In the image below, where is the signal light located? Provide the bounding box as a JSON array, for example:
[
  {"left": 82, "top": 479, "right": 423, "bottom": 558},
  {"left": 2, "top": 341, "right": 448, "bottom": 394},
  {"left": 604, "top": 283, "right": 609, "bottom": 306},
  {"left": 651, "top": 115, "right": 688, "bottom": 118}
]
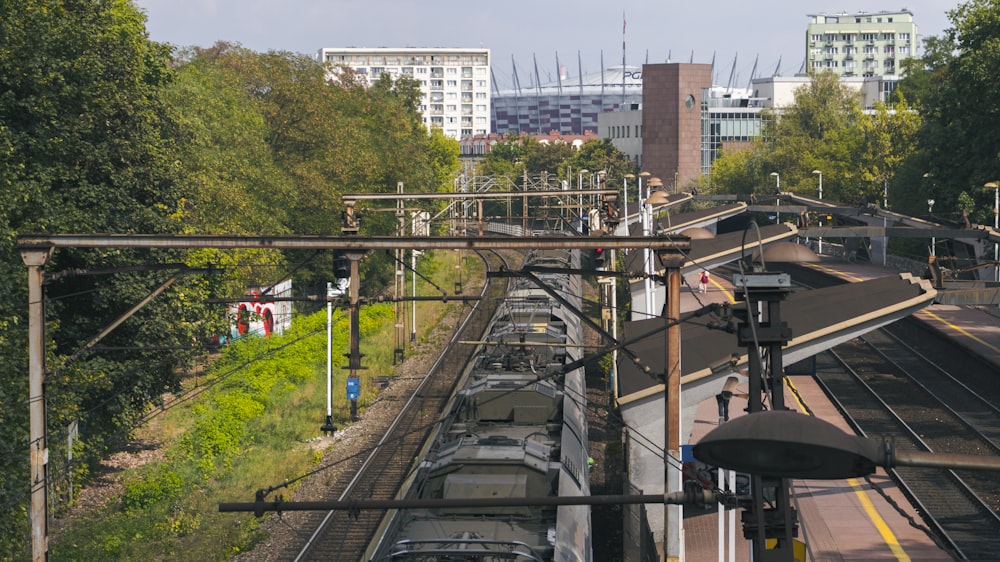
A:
[
  {"left": 334, "top": 252, "right": 350, "bottom": 279},
  {"left": 592, "top": 247, "right": 606, "bottom": 268}
]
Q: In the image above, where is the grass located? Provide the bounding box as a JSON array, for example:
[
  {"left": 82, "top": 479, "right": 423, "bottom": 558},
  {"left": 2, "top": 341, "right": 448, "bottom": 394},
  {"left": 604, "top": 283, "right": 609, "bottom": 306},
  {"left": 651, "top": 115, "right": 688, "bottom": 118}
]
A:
[{"left": 47, "top": 249, "right": 483, "bottom": 561}]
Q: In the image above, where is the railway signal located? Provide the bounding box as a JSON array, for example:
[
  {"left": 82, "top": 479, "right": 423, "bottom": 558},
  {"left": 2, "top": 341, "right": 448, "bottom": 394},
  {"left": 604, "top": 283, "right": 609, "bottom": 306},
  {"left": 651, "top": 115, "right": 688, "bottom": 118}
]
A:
[{"left": 592, "top": 247, "right": 606, "bottom": 268}]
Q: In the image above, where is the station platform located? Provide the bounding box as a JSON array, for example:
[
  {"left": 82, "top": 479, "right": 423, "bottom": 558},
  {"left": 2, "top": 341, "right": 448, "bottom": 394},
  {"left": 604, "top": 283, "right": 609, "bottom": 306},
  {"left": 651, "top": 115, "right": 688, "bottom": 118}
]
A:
[{"left": 675, "top": 257, "right": 977, "bottom": 562}]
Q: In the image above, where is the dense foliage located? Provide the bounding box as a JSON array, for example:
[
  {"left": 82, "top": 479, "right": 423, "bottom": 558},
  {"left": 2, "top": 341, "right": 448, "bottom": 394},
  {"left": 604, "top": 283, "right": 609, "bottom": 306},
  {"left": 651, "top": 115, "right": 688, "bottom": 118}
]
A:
[
  {"left": 709, "top": 0, "right": 999, "bottom": 226},
  {"left": 0, "top": 1, "right": 459, "bottom": 556},
  {"left": 892, "top": 0, "right": 1000, "bottom": 224},
  {"left": 709, "top": 72, "right": 922, "bottom": 208}
]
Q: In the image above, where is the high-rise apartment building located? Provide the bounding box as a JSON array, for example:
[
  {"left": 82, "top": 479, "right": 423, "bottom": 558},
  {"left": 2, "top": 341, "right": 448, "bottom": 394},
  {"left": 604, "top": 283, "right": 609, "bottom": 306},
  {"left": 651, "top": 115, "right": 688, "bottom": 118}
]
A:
[
  {"left": 316, "top": 47, "right": 491, "bottom": 139},
  {"left": 806, "top": 10, "right": 918, "bottom": 77}
]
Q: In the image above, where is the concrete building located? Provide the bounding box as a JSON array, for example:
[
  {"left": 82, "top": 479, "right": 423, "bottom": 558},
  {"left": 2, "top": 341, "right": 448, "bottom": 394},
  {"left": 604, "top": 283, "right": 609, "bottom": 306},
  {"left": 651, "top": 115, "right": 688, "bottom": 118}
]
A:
[
  {"left": 597, "top": 106, "right": 643, "bottom": 169},
  {"left": 316, "top": 47, "right": 491, "bottom": 139},
  {"left": 640, "top": 63, "right": 713, "bottom": 191},
  {"left": 806, "top": 10, "right": 918, "bottom": 78},
  {"left": 604, "top": 69, "right": 905, "bottom": 188}
]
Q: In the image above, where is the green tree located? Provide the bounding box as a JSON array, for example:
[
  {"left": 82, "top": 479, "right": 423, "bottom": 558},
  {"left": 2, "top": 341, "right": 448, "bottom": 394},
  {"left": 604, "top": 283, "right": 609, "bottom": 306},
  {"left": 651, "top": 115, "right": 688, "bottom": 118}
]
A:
[
  {"left": 0, "top": 0, "right": 202, "bottom": 555},
  {"left": 853, "top": 99, "right": 922, "bottom": 210},
  {"left": 895, "top": 0, "right": 1000, "bottom": 223}
]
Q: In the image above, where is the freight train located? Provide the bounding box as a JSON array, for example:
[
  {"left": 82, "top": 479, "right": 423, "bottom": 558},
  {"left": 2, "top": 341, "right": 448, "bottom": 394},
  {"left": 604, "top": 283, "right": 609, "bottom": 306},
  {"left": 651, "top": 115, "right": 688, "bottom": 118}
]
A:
[{"left": 368, "top": 248, "right": 592, "bottom": 561}]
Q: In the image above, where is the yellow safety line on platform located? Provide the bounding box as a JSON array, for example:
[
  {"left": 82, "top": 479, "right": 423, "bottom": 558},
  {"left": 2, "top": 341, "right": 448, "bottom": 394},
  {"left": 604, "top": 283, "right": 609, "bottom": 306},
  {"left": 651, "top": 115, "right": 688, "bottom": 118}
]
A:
[
  {"left": 805, "top": 262, "right": 866, "bottom": 282},
  {"left": 918, "top": 309, "right": 1000, "bottom": 355},
  {"left": 847, "top": 477, "right": 912, "bottom": 562},
  {"left": 710, "top": 277, "right": 737, "bottom": 303},
  {"left": 785, "top": 378, "right": 911, "bottom": 562}
]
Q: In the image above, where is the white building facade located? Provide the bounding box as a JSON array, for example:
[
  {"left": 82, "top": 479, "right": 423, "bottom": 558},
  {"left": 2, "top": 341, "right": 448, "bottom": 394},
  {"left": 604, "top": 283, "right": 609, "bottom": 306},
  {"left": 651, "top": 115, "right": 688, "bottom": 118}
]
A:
[
  {"left": 316, "top": 47, "right": 491, "bottom": 139},
  {"left": 806, "top": 10, "right": 918, "bottom": 78}
]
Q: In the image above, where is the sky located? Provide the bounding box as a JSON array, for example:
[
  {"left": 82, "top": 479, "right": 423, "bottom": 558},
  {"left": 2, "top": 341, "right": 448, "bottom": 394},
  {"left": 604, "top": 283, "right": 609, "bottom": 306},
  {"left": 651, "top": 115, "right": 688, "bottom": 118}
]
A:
[{"left": 134, "top": 1, "right": 961, "bottom": 90}]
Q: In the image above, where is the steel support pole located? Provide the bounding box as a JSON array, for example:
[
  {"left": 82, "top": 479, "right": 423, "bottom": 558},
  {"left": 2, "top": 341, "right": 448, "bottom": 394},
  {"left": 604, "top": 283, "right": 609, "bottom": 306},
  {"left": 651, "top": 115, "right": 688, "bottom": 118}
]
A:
[
  {"left": 347, "top": 252, "right": 365, "bottom": 422},
  {"left": 22, "top": 245, "right": 53, "bottom": 562},
  {"left": 661, "top": 248, "right": 686, "bottom": 562}
]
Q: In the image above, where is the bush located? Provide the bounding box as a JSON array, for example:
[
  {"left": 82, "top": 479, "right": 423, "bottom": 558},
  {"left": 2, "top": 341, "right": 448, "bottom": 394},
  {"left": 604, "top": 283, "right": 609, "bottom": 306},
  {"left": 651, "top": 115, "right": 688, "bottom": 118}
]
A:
[{"left": 121, "top": 469, "right": 183, "bottom": 512}]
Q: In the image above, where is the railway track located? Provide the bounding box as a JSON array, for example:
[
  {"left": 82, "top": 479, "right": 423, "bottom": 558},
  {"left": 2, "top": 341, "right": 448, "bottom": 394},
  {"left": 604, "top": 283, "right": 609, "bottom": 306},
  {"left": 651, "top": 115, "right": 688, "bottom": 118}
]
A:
[
  {"left": 288, "top": 250, "right": 514, "bottom": 561},
  {"left": 816, "top": 343, "right": 1000, "bottom": 560},
  {"left": 772, "top": 262, "right": 1000, "bottom": 559}
]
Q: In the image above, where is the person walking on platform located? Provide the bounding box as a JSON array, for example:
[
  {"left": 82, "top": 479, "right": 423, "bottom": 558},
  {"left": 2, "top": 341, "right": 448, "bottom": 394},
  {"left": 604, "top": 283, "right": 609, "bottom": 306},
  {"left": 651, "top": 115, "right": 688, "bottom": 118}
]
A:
[{"left": 698, "top": 270, "right": 710, "bottom": 293}]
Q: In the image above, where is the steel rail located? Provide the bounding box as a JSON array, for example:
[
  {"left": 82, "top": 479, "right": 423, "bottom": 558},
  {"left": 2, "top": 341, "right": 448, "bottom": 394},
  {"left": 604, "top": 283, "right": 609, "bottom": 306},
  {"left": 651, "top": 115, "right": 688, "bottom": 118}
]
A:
[
  {"left": 821, "top": 347, "right": 1000, "bottom": 560},
  {"left": 292, "top": 250, "right": 508, "bottom": 561}
]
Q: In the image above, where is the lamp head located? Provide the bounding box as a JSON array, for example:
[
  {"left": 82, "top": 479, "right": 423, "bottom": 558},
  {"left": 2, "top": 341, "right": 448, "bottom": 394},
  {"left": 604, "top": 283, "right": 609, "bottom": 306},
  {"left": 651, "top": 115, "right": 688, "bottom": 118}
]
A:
[
  {"left": 646, "top": 190, "right": 670, "bottom": 206},
  {"left": 692, "top": 411, "right": 880, "bottom": 479}
]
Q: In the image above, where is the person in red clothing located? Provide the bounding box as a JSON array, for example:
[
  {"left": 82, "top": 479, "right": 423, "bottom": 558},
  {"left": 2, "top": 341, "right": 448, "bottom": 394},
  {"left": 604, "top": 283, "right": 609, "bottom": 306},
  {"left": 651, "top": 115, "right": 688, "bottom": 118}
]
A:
[{"left": 698, "top": 270, "right": 710, "bottom": 293}]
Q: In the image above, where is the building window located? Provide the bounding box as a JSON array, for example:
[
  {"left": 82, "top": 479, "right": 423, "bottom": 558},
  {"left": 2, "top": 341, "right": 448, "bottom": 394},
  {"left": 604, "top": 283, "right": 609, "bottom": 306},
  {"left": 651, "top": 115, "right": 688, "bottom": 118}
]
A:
[
  {"left": 475, "top": 92, "right": 487, "bottom": 99},
  {"left": 447, "top": 80, "right": 457, "bottom": 87},
  {"left": 898, "top": 32, "right": 911, "bottom": 40}
]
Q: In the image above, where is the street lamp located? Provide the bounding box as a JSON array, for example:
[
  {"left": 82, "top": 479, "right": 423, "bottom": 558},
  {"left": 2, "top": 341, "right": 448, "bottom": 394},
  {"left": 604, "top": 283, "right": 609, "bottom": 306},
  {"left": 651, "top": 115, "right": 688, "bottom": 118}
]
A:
[
  {"left": 769, "top": 172, "right": 780, "bottom": 224},
  {"left": 643, "top": 182, "right": 668, "bottom": 319},
  {"left": 928, "top": 199, "right": 936, "bottom": 257},
  {"left": 624, "top": 174, "right": 635, "bottom": 230},
  {"left": 812, "top": 170, "right": 823, "bottom": 254},
  {"left": 577, "top": 169, "right": 588, "bottom": 232},
  {"left": 986, "top": 181, "right": 999, "bottom": 284},
  {"left": 595, "top": 170, "right": 607, "bottom": 207}
]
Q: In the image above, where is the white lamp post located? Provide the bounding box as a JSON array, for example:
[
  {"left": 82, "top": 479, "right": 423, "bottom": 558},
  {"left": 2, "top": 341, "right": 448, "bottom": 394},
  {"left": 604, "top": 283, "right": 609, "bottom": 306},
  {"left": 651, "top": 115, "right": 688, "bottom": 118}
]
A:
[
  {"left": 986, "top": 182, "right": 999, "bottom": 284},
  {"left": 882, "top": 180, "right": 889, "bottom": 266},
  {"left": 812, "top": 170, "right": 823, "bottom": 254},
  {"left": 578, "top": 169, "right": 588, "bottom": 232},
  {"left": 928, "top": 199, "right": 936, "bottom": 257},
  {"left": 770, "top": 172, "right": 780, "bottom": 224},
  {"left": 624, "top": 173, "right": 634, "bottom": 233},
  {"left": 644, "top": 179, "right": 666, "bottom": 318}
]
